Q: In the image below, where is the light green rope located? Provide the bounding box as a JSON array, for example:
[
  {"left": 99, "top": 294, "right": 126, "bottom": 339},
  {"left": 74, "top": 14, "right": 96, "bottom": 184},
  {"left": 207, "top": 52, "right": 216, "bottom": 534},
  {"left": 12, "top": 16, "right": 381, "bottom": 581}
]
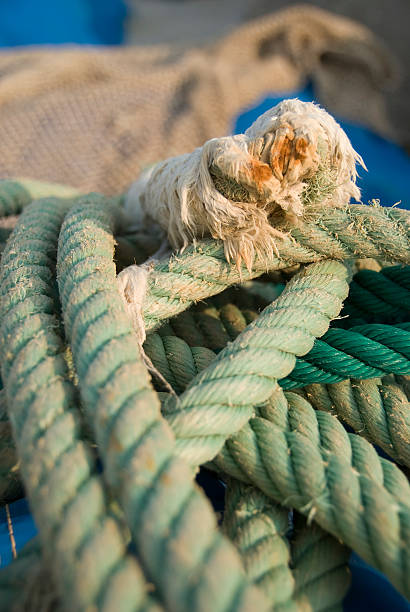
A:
[
  {"left": 0, "top": 180, "right": 409, "bottom": 609},
  {"left": 223, "top": 480, "right": 297, "bottom": 611},
  {"left": 163, "top": 260, "right": 350, "bottom": 466},
  {"left": 212, "top": 386, "right": 410, "bottom": 597},
  {"left": 56, "top": 194, "right": 269, "bottom": 612},
  {"left": 142, "top": 204, "right": 409, "bottom": 331},
  {"left": 291, "top": 514, "right": 351, "bottom": 612},
  {"left": 0, "top": 197, "right": 160, "bottom": 611},
  {"left": 223, "top": 480, "right": 351, "bottom": 612},
  {"left": 301, "top": 377, "right": 410, "bottom": 467}
]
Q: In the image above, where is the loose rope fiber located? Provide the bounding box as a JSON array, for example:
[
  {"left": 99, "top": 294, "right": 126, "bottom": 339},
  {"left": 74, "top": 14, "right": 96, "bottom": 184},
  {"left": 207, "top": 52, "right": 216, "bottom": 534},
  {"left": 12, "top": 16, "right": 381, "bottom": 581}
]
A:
[{"left": 141, "top": 204, "right": 410, "bottom": 332}]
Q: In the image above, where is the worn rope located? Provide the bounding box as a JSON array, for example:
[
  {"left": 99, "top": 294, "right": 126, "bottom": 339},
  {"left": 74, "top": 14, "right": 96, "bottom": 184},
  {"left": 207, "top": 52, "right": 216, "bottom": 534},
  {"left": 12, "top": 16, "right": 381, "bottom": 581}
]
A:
[
  {"left": 339, "top": 267, "right": 410, "bottom": 327},
  {"left": 143, "top": 334, "right": 410, "bottom": 469},
  {"left": 0, "top": 197, "right": 161, "bottom": 611},
  {"left": 212, "top": 386, "right": 410, "bottom": 597},
  {"left": 223, "top": 480, "right": 351, "bottom": 612},
  {"left": 147, "top": 299, "right": 410, "bottom": 384},
  {"left": 56, "top": 194, "right": 269, "bottom": 612},
  {"left": 223, "top": 479, "right": 297, "bottom": 610},
  {"left": 161, "top": 260, "right": 350, "bottom": 466},
  {"left": 290, "top": 513, "right": 351, "bottom": 612},
  {"left": 301, "top": 377, "right": 410, "bottom": 467},
  {"left": 141, "top": 204, "right": 409, "bottom": 332},
  {"left": 0, "top": 389, "right": 21, "bottom": 504}
]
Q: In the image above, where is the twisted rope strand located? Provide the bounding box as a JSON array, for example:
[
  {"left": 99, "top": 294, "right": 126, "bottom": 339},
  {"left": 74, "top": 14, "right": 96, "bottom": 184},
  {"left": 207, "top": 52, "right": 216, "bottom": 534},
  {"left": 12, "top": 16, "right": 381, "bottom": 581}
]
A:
[
  {"left": 142, "top": 205, "right": 410, "bottom": 331},
  {"left": 0, "top": 198, "right": 160, "bottom": 612},
  {"left": 163, "top": 260, "right": 349, "bottom": 466},
  {"left": 223, "top": 481, "right": 351, "bottom": 612},
  {"left": 340, "top": 267, "right": 410, "bottom": 326},
  {"left": 301, "top": 378, "right": 410, "bottom": 467},
  {"left": 291, "top": 514, "right": 351, "bottom": 612},
  {"left": 57, "top": 195, "right": 269, "bottom": 612},
  {"left": 223, "top": 480, "right": 297, "bottom": 611},
  {"left": 212, "top": 387, "right": 410, "bottom": 597}
]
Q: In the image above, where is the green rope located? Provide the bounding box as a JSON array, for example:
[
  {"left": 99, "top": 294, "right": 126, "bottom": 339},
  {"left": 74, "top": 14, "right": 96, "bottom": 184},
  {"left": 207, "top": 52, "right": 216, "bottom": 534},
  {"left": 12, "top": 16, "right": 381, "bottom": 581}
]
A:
[
  {"left": 301, "top": 378, "right": 410, "bottom": 467},
  {"left": 339, "top": 267, "right": 410, "bottom": 327},
  {"left": 142, "top": 205, "right": 410, "bottom": 332},
  {"left": 0, "top": 181, "right": 409, "bottom": 608},
  {"left": 212, "top": 387, "right": 410, "bottom": 597},
  {"left": 223, "top": 480, "right": 351, "bottom": 612},
  {"left": 0, "top": 390, "right": 21, "bottom": 503},
  {"left": 223, "top": 480, "right": 297, "bottom": 611},
  {"left": 162, "top": 260, "right": 349, "bottom": 466},
  {"left": 56, "top": 195, "right": 269, "bottom": 612},
  {"left": 291, "top": 514, "right": 351, "bottom": 612},
  {"left": 0, "top": 197, "right": 161, "bottom": 612},
  {"left": 150, "top": 299, "right": 410, "bottom": 385},
  {"left": 282, "top": 322, "right": 410, "bottom": 388},
  {"left": 0, "top": 179, "right": 80, "bottom": 218},
  {"left": 143, "top": 334, "right": 410, "bottom": 468}
]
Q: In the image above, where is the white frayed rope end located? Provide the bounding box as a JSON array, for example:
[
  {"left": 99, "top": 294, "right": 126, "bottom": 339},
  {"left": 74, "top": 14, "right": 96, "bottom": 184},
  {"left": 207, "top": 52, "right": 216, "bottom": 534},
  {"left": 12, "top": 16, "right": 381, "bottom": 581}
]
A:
[{"left": 117, "top": 264, "right": 150, "bottom": 345}]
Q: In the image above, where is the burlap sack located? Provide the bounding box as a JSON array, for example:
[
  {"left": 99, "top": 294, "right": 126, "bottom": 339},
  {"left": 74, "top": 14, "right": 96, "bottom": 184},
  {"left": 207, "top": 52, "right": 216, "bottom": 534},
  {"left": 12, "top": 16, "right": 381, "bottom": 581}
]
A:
[{"left": 0, "top": 5, "right": 398, "bottom": 194}]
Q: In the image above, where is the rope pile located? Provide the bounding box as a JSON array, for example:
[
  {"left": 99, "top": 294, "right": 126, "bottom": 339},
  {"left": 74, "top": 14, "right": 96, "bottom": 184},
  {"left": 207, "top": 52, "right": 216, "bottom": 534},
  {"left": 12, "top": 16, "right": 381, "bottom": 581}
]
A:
[{"left": 0, "top": 102, "right": 409, "bottom": 611}]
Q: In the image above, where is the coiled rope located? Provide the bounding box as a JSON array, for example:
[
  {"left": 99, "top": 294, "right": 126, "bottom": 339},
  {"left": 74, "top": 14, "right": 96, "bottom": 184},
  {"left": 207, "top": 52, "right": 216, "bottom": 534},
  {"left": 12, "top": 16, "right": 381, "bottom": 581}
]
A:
[
  {"left": 223, "top": 480, "right": 351, "bottom": 611},
  {"left": 0, "top": 175, "right": 408, "bottom": 611}
]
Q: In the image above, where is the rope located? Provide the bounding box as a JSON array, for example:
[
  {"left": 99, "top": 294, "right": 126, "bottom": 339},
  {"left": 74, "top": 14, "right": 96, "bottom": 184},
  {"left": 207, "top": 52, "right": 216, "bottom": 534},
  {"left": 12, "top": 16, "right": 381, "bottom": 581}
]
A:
[
  {"left": 0, "top": 175, "right": 408, "bottom": 609},
  {"left": 141, "top": 204, "right": 410, "bottom": 332},
  {"left": 56, "top": 195, "right": 269, "bottom": 612},
  {"left": 162, "top": 260, "right": 349, "bottom": 466},
  {"left": 339, "top": 267, "right": 410, "bottom": 327},
  {"left": 223, "top": 480, "right": 297, "bottom": 610},
  {"left": 223, "top": 480, "right": 351, "bottom": 611},
  {"left": 0, "top": 390, "right": 21, "bottom": 504},
  {"left": 212, "top": 387, "right": 410, "bottom": 597},
  {"left": 147, "top": 298, "right": 410, "bottom": 385},
  {"left": 0, "top": 197, "right": 161, "bottom": 611},
  {"left": 143, "top": 334, "right": 410, "bottom": 468},
  {"left": 282, "top": 322, "right": 410, "bottom": 388},
  {"left": 291, "top": 514, "right": 351, "bottom": 612},
  {"left": 301, "top": 378, "right": 410, "bottom": 467},
  {"left": 0, "top": 179, "right": 79, "bottom": 217}
]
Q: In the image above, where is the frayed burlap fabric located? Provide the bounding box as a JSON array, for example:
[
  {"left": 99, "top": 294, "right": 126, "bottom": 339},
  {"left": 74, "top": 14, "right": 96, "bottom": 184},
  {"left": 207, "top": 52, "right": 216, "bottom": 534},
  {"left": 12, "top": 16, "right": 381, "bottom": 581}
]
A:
[{"left": 0, "top": 5, "right": 398, "bottom": 194}]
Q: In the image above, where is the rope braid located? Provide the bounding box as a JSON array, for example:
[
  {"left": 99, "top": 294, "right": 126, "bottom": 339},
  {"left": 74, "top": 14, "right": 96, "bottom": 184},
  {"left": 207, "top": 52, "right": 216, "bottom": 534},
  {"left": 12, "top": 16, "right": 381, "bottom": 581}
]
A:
[
  {"left": 212, "top": 387, "right": 410, "bottom": 597},
  {"left": 300, "top": 378, "right": 410, "bottom": 467},
  {"left": 223, "top": 480, "right": 297, "bottom": 610},
  {"left": 143, "top": 335, "right": 410, "bottom": 468},
  {"left": 223, "top": 480, "right": 351, "bottom": 611},
  {"left": 149, "top": 299, "right": 410, "bottom": 384},
  {"left": 339, "top": 267, "right": 410, "bottom": 327},
  {"left": 162, "top": 260, "right": 350, "bottom": 466},
  {"left": 141, "top": 205, "right": 410, "bottom": 332},
  {"left": 56, "top": 194, "right": 269, "bottom": 612},
  {"left": 0, "top": 198, "right": 161, "bottom": 611},
  {"left": 290, "top": 514, "right": 351, "bottom": 612}
]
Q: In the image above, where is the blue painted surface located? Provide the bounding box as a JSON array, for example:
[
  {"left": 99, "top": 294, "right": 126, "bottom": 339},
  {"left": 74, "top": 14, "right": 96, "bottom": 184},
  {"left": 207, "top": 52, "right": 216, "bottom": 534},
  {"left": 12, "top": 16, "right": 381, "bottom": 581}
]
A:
[
  {"left": 0, "top": 0, "right": 127, "bottom": 46},
  {"left": 0, "top": 499, "right": 36, "bottom": 568}
]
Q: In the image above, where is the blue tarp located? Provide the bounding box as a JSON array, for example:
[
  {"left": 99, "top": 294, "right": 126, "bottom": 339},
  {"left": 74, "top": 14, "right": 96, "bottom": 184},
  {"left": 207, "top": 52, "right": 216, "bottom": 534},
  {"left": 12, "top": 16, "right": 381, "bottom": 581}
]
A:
[{"left": 0, "top": 0, "right": 127, "bottom": 46}]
